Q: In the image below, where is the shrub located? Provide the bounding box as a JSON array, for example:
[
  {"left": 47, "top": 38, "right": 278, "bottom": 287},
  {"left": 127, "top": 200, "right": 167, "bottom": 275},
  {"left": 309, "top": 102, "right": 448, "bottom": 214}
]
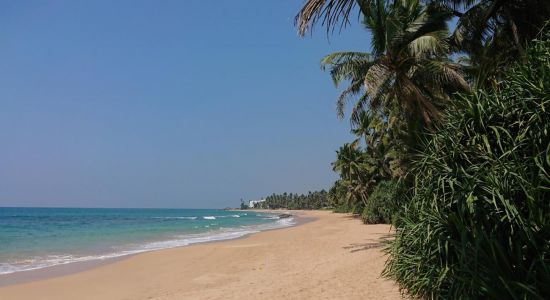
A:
[
  {"left": 351, "top": 202, "right": 364, "bottom": 215},
  {"left": 361, "top": 180, "right": 405, "bottom": 224},
  {"left": 333, "top": 203, "right": 352, "bottom": 213},
  {"left": 384, "top": 35, "right": 550, "bottom": 299}
]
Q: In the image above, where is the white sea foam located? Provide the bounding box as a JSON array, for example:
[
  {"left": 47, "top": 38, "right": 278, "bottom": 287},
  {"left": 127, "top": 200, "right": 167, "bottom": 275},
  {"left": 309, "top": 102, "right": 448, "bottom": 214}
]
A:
[
  {"left": 202, "top": 216, "right": 216, "bottom": 220},
  {"left": 154, "top": 216, "right": 197, "bottom": 220},
  {"left": 0, "top": 216, "right": 295, "bottom": 276},
  {"left": 213, "top": 215, "right": 240, "bottom": 218}
]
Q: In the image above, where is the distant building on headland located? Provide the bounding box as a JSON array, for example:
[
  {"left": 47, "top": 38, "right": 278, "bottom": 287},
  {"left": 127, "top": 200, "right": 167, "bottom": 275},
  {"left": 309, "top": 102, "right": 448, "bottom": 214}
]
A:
[{"left": 248, "top": 199, "right": 266, "bottom": 208}]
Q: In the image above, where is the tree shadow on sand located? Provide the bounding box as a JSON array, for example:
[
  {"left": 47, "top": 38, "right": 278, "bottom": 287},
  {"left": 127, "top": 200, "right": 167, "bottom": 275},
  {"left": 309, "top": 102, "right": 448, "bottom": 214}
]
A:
[
  {"left": 343, "top": 242, "right": 382, "bottom": 252},
  {"left": 344, "top": 234, "right": 393, "bottom": 253}
]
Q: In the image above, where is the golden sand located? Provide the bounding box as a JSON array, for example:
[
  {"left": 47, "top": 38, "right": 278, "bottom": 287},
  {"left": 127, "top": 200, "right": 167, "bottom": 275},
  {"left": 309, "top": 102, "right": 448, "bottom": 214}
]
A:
[{"left": 0, "top": 210, "right": 403, "bottom": 300}]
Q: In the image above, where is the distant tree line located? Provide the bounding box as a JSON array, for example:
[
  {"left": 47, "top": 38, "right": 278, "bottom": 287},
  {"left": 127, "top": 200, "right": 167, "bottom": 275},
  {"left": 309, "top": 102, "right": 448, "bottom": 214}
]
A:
[{"left": 256, "top": 190, "right": 330, "bottom": 210}]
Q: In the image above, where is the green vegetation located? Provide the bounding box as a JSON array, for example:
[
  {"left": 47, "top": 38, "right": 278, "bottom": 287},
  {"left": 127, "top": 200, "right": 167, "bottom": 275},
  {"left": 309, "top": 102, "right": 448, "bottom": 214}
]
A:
[
  {"left": 385, "top": 36, "right": 550, "bottom": 298},
  {"left": 239, "top": 200, "right": 249, "bottom": 210},
  {"left": 361, "top": 180, "right": 405, "bottom": 224},
  {"left": 320, "top": 0, "right": 468, "bottom": 127},
  {"left": 294, "top": 0, "right": 550, "bottom": 298},
  {"left": 323, "top": 0, "right": 469, "bottom": 223},
  {"left": 256, "top": 191, "right": 330, "bottom": 210}
]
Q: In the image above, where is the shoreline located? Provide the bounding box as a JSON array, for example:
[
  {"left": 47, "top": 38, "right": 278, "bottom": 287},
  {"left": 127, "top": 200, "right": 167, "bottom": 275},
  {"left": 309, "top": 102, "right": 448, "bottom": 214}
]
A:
[
  {"left": 0, "top": 210, "right": 403, "bottom": 300},
  {"left": 0, "top": 209, "right": 307, "bottom": 287}
]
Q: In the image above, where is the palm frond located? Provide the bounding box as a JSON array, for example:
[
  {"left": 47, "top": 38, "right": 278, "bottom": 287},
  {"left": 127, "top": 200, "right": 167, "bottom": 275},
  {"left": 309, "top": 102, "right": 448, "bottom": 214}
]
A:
[
  {"left": 364, "top": 63, "right": 391, "bottom": 97},
  {"left": 295, "top": 0, "right": 359, "bottom": 37},
  {"left": 391, "top": 4, "right": 452, "bottom": 56},
  {"left": 416, "top": 59, "right": 470, "bottom": 92},
  {"left": 336, "top": 79, "right": 366, "bottom": 119},
  {"left": 407, "top": 31, "right": 449, "bottom": 57},
  {"left": 362, "top": 0, "right": 389, "bottom": 56},
  {"left": 395, "top": 75, "right": 440, "bottom": 125},
  {"left": 321, "top": 52, "right": 372, "bottom": 86}
]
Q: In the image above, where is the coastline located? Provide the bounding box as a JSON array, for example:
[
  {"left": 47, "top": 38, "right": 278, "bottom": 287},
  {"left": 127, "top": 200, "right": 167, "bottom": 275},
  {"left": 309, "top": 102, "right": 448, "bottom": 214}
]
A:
[
  {"left": 0, "top": 209, "right": 304, "bottom": 287},
  {"left": 0, "top": 210, "right": 403, "bottom": 300}
]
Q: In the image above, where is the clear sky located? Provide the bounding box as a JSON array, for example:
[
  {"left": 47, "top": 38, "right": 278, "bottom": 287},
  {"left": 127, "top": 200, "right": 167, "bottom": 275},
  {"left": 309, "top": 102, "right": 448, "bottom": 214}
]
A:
[{"left": 0, "top": 1, "right": 369, "bottom": 208}]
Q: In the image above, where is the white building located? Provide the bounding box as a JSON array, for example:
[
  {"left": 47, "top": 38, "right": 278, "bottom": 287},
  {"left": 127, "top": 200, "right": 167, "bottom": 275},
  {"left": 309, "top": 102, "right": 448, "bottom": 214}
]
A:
[{"left": 248, "top": 199, "right": 266, "bottom": 208}]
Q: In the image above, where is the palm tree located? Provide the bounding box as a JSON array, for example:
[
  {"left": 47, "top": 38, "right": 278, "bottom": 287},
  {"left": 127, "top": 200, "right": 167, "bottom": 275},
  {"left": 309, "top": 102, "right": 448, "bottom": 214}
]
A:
[
  {"left": 296, "top": 0, "right": 550, "bottom": 89},
  {"left": 321, "top": 0, "right": 469, "bottom": 127},
  {"left": 448, "top": 0, "right": 550, "bottom": 55},
  {"left": 295, "top": 0, "right": 370, "bottom": 37},
  {"left": 332, "top": 142, "right": 365, "bottom": 208},
  {"left": 332, "top": 142, "right": 364, "bottom": 182},
  {"left": 350, "top": 110, "right": 399, "bottom": 177},
  {"left": 447, "top": 0, "right": 550, "bottom": 87},
  {"left": 350, "top": 110, "right": 384, "bottom": 148},
  {"left": 332, "top": 141, "right": 389, "bottom": 209}
]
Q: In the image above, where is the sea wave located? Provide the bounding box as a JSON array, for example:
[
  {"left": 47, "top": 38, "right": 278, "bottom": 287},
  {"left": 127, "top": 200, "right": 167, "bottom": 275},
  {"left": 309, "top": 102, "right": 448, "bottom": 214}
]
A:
[
  {"left": 212, "top": 215, "right": 242, "bottom": 219},
  {"left": 154, "top": 216, "right": 198, "bottom": 220},
  {"left": 257, "top": 214, "right": 280, "bottom": 220},
  {"left": 0, "top": 217, "right": 295, "bottom": 275}
]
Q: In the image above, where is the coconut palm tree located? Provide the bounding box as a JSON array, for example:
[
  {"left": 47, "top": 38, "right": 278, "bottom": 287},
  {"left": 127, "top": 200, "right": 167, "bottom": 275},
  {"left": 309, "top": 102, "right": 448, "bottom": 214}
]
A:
[
  {"left": 332, "top": 142, "right": 364, "bottom": 182},
  {"left": 296, "top": 0, "right": 550, "bottom": 48},
  {"left": 350, "top": 110, "right": 400, "bottom": 176},
  {"left": 295, "top": 0, "right": 370, "bottom": 37},
  {"left": 321, "top": 0, "right": 469, "bottom": 127},
  {"left": 331, "top": 142, "right": 366, "bottom": 208},
  {"left": 447, "top": 0, "right": 550, "bottom": 54},
  {"left": 332, "top": 139, "right": 390, "bottom": 209},
  {"left": 296, "top": 0, "right": 550, "bottom": 88},
  {"left": 350, "top": 110, "right": 384, "bottom": 148},
  {"left": 447, "top": 0, "right": 550, "bottom": 87}
]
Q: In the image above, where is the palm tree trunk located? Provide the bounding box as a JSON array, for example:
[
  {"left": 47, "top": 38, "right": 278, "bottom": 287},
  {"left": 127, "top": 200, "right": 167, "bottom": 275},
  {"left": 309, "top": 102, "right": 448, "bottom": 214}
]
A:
[
  {"left": 359, "top": 191, "right": 368, "bottom": 207},
  {"left": 503, "top": 8, "right": 526, "bottom": 59}
]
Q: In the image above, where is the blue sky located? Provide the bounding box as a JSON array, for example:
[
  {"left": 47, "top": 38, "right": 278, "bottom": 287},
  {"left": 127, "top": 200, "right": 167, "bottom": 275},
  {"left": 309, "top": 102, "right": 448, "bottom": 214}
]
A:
[{"left": 0, "top": 1, "right": 369, "bottom": 208}]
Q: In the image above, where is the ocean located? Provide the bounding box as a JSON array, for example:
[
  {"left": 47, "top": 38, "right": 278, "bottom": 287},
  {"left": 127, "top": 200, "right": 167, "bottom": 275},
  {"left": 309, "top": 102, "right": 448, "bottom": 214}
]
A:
[{"left": 0, "top": 207, "right": 293, "bottom": 275}]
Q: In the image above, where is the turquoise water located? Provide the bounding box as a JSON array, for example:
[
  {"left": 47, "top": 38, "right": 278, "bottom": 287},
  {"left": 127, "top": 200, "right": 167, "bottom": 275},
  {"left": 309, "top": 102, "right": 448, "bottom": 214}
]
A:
[{"left": 0, "top": 208, "right": 292, "bottom": 275}]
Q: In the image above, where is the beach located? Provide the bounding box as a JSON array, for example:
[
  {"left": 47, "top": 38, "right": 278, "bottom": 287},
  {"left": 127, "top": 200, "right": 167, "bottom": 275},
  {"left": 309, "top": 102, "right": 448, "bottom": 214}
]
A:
[{"left": 0, "top": 210, "right": 403, "bottom": 300}]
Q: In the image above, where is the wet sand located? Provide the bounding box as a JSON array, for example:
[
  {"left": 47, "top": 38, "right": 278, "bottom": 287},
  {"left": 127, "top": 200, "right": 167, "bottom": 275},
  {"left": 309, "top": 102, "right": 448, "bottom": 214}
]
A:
[{"left": 0, "top": 210, "right": 403, "bottom": 300}]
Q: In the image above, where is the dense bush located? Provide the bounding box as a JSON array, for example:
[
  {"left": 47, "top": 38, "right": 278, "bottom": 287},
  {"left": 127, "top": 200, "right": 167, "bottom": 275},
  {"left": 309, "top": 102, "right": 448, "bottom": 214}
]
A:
[
  {"left": 333, "top": 202, "right": 364, "bottom": 214},
  {"left": 333, "top": 203, "right": 352, "bottom": 213},
  {"left": 384, "top": 36, "right": 550, "bottom": 299},
  {"left": 361, "top": 180, "right": 405, "bottom": 224}
]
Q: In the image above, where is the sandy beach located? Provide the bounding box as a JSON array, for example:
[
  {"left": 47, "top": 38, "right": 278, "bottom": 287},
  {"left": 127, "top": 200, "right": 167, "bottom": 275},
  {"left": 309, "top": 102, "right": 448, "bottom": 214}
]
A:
[{"left": 0, "top": 210, "right": 403, "bottom": 300}]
